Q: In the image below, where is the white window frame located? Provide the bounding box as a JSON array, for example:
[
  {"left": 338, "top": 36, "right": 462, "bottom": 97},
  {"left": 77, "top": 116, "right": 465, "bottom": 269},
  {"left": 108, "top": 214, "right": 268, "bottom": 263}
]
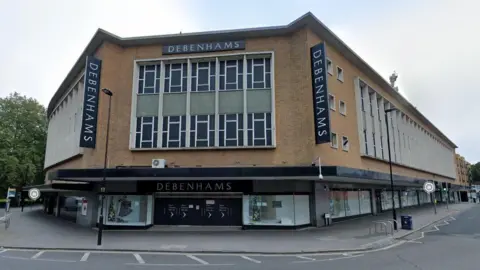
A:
[
  {"left": 135, "top": 116, "right": 158, "bottom": 148},
  {"left": 329, "top": 94, "right": 336, "bottom": 111},
  {"left": 336, "top": 66, "right": 344, "bottom": 82},
  {"left": 326, "top": 58, "right": 333, "bottom": 75},
  {"left": 339, "top": 100, "right": 347, "bottom": 115},
  {"left": 342, "top": 136, "right": 349, "bottom": 152},
  {"left": 331, "top": 132, "right": 338, "bottom": 149},
  {"left": 191, "top": 115, "right": 213, "bottom": 147},
  {"left": 130, "top": 51, "right": 276, "bottom": 150}
]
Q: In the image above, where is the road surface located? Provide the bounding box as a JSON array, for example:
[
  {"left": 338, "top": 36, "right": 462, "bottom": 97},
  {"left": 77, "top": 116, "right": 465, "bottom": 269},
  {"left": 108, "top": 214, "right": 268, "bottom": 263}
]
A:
[{"left": 1, "top": 204, "right": 479, "bottom": 269}]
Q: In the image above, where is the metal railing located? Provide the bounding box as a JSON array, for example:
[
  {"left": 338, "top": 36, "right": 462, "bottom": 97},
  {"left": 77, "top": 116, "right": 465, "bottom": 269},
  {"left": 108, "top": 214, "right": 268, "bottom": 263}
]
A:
[
  {"left": 369, "top": 219, "right": 398, "bottom": 236},
  {"left": 1, "top": 213, "right": 11, "bottom": 230}
]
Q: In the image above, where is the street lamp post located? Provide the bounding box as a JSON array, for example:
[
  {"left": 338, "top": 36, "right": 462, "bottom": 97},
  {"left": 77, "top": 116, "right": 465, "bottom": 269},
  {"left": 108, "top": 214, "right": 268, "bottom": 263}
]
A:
[
  {"left": 97, "top": 88, "right": 113, "bottom": 247},
  {"left": 385, "top": 108, "right": 398, "bottom": 230}
]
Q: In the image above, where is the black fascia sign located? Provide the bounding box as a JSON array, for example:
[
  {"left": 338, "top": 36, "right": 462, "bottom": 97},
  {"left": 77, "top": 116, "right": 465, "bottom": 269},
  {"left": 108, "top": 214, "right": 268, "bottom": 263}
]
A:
[
  {"left": 79, "top": 56, "right": 102, "bottom": 148},
  {"left": 310, "top": 42, "right": 331, "bottom": 144}
]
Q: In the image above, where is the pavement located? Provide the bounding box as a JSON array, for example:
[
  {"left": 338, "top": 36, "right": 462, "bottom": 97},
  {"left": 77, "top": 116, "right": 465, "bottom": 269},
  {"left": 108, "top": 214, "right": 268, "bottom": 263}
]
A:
[
  {"left": 0, "top": 202, "right": 474, "bottom": 255},
  {"left": 1, "top": 204, "right": 480, "bottom": 269}
]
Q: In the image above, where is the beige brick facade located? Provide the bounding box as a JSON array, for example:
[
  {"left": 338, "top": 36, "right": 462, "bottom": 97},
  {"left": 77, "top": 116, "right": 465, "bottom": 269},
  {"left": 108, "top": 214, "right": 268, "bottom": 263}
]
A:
[
  {"left": 45, "top": 20, "right": 456, "bottom": 184},
  {"left": 455, "top": 154, "right": 471, "bottom": 186}
]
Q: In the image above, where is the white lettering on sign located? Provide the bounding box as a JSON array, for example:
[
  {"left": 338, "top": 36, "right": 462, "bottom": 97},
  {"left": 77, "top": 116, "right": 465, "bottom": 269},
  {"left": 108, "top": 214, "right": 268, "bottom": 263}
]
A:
[
  {"left": 163, "top": 41, "right": 245, "bottom": 55},
  {"left": 310, "top": 42, "right": 331, "bottom": 144},
  {"left": 156, "top": 182, "right": 233, "bottom": 192}
]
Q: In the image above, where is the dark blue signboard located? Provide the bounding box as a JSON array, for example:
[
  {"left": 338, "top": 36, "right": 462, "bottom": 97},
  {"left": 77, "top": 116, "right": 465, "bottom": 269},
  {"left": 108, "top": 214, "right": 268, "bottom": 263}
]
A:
[
  {"left": 163, "top": 41, "right": 246, "bottom": 55},
  {"left": 310, "top": 42, "right": 331, "bottom": 144},
  {"left": 79, "top": 56, "right": 102, "bottom": 148}
]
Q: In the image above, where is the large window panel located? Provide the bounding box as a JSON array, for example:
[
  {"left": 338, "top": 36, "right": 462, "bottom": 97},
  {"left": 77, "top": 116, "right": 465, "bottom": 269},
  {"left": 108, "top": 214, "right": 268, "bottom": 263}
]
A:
[
  {"left": 345, "top": 191, "right": 360, "bottom": 216},
  {"left": 135, "top": 116, "right": 158, "bottom": 148},
  {"left": 164, "top": 63, "right": 187, "bottom": 93},
  {"left": 191, "top": 61, "right": 216, "bottom": 92},
  {"left": 138, "top": 65, "right": 160, "bottom": 94},
  {"left": 219, "top": 113, "right": 243, "bottom": 147},
  {"left": 359, "top": 190, "right": 372, "bottom": 214},
  {"left": 98, "top": 195, "right": 153, "bottom": 226},
  {"left": 247, "top": 58, "right": 271, "bottom": 89},
  {"left": 247, "top": 113, "right": 272, "bottom": 146},
  {"left": 219, "top": 59, "right": 243, "bottom": 90},
  {"left": 134, "top": 53, "right": 275, "bottom": 150},
  {"left": 190, "top": 114, "right": 215, "bottom": 147},
  {"left": 242, "top": 195, "right": 309, "bottom": 226},
  {"left": 162, "top": 116, "right": 186, "bottom": 148},
  {"left": 329, "top": 191, "right": 346, "bottom": 218}
]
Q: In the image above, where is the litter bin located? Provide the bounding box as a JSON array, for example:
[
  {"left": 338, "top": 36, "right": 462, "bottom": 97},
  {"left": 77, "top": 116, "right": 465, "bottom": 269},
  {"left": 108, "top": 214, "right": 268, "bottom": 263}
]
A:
[{"left": 401, "top": 215, "right": 413, "bottom": 230}]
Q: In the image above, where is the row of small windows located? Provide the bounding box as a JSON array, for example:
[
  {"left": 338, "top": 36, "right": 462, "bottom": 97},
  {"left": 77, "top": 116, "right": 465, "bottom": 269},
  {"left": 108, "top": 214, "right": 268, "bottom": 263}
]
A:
[
  {"left": 137, "top": 57, "right": 272, "bottom": 94},
  {"left": 359, "top": 80, "right": 450, "bottom": 157},
  {"left": 134, "top": 113, "right": 273, "bottom": 149},
  {"left": 50, "top": 77, "right": 83, "bottom": 120}
]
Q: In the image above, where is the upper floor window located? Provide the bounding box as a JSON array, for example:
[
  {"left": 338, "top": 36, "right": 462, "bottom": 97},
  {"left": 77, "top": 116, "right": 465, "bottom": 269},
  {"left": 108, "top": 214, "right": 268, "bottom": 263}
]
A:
[
  {"left": 135, "top": 116, "right": 158, "bottom": 148},
  {"left": 191, "top": 61, "right": 216, "bottom": 92},
  {"left": 336, "top": 66, "right": 344, "bottom": 82},
  {"left": 138, "top": 65, "right": 160, "bottom": 94},
  {"left": 164, "top": 63, "right": 188, "bottom": 93},
  {"left": 326, "top": 58, "right": 333, "bottom": 75},
  {"left": 247, "top": 58, "right": 271, "bottom": 89},
  {"left": 190, "top": 114, "right": 215, "bottom": 147},
  {"left": 247, "top": 112, "right": 272, "bottom": 146},
  {"left": 219, "top": 114, "right": 244, "bottom": 147},
  {"left": 162, "top": 116, "right": 186, "bottom": 148},
  {"left": 220, "top": 59, "right": 243, "bottom": 90}
]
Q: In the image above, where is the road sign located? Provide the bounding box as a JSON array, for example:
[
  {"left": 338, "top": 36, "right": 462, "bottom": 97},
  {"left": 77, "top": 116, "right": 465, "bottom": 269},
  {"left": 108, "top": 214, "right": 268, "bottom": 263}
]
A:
[
  {"left": 6, "top": 188, "right": 15, "bottom": 198},
  {"left": 423, "top": 182, "right": 435, "bottom": 194},
  {"left": 28, "top": 188, "right": 41, "bottom": 201}
]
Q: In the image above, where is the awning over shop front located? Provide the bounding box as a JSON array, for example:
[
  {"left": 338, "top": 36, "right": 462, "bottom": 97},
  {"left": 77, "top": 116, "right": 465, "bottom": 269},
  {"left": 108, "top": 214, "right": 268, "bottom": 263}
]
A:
[
  {"left": 47, "top": 165, "right": 441, "bottom": 188},
  {"left": 23, "top": 182, "right": 93, "bottom": 193}
]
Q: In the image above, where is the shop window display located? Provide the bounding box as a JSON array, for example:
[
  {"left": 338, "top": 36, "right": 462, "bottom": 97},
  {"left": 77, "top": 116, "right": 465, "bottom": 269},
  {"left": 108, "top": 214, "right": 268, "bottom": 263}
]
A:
[
  {"left": 98, "top": 195, "right": 153, "bottom": 226},
  {"left": 330, "top": 190, "right": 371, "bottom": 218},
  {"left": 242, "top": 195, "right": 310, "bottom": 226}
]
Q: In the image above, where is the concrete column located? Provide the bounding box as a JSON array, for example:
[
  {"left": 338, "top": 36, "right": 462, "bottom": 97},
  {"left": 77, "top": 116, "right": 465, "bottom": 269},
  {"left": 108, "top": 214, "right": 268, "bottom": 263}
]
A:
[
  {"left": 55, "top": 194, "right": 60, "bottom": 217},
  {"left": 314, "top": 182, "right": 331, "bottom": 227},
  {"left": 370, "top": 189, "right": 377, "bottom": 215}
]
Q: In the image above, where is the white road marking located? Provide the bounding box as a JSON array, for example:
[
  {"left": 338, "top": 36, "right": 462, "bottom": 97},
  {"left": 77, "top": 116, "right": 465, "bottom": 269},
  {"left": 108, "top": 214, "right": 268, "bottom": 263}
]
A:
[
  {"left": 0, "top": 249, "right": 9, "bottom": 254},
  {"left": 125, "top": 263, "right": 234, "bottom": 267},
  {"left": 240, "top": 255, "right": 261, "bottom": 263},
  {"left": 31, "top": 251, "right": 45, "bottom": 259},
  {"left": 134, "top": 253, "right": 145, "bottom": 264},
  {"left": 80, "top": 252, "right": 90, "bottom": 262},
  {"left": 187, "top": 254, "right": 209, "bottom": 265},
  {"left": 292, "top": 254, "right": 364, "bottom": 263},
  {"left": 34, "top": 258, "right": 77, "bottom": 263},
  {"left": 406, "top": 240, "right": 423, "bottom": 244},
  {"left": 2, "top": 255, "right": 35, "bottom": 261},
  {"left": 296, "top": 255, "right": 315, "bottom": 261}
]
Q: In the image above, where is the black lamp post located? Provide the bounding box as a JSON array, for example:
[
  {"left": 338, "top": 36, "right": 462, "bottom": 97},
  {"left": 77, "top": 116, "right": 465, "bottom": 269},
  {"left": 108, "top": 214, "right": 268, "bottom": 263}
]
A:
[
  {"left": 385, "top": 107, "right": 398, "bottom": 230},
  {"left": 97, "top": 88, "right": 113, "bottom": 246}
]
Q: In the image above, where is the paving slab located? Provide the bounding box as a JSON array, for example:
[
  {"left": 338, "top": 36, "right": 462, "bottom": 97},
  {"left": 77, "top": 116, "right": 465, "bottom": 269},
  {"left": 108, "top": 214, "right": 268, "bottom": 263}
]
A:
[{"left": 0, "top": 203, "right": 475, "bottom": 254}]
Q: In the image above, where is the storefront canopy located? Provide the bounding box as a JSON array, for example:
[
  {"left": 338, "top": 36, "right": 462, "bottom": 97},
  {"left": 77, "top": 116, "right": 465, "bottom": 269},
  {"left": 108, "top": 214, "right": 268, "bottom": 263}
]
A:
[{"left": 47, "top": 165, "right": 437, "bottom": 187}]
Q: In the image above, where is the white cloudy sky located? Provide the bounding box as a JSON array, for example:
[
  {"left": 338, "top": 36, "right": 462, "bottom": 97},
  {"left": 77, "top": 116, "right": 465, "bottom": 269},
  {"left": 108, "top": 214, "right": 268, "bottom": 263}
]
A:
[{"left": 0, "top": 0, "right": 478, "bottom": 162}]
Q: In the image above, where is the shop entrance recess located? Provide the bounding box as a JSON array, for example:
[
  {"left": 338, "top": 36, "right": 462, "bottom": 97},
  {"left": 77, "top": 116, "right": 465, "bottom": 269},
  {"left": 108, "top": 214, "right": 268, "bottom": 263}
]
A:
[{"left": 154, "top": 193, "right": 242, "bottom": 226}]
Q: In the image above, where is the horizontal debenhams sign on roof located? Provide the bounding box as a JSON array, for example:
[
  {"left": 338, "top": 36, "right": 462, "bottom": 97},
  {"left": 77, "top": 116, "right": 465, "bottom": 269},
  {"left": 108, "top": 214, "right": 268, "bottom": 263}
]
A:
[{"left": 163, "top": 41, "right": 246, "bottom": 55}]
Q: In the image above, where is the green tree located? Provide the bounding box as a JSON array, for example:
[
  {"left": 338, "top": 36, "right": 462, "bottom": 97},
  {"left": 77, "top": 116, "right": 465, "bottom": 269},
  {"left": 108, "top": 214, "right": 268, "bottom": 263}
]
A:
[
  {"left": 469, "top": 162, "right": 480, "bottom": 185},
  {"left": 0, "top": 92, "right": 47, "bottom": 197}
]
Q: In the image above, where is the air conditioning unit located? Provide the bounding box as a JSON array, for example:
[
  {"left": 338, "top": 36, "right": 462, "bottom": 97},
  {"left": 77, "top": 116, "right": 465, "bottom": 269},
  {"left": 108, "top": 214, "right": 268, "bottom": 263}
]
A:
[{"left": 152, "top": 159, "right": 166, "bottom": 168}]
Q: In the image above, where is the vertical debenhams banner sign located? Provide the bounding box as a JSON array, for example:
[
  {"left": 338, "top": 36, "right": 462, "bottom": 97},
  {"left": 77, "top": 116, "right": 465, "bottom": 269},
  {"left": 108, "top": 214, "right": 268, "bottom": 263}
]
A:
[
  {"left": 310, "top": 42, "right": 331, "bottom": 144},
  {"left": 79, "top": 56, "right": 102, "bottom": 148}
]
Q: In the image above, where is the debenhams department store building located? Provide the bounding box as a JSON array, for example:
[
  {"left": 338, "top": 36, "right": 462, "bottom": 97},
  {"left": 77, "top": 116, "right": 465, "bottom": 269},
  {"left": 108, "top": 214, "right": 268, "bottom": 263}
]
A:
[{"left": 37, "top": 12, "right": 458, "bottom": 229}]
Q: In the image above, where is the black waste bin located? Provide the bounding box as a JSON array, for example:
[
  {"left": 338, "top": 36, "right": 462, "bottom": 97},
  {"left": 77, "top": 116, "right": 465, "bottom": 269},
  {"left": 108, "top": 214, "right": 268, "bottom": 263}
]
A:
[{"left": 401, "top": 215, "right": 413, "bottom": 230}]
